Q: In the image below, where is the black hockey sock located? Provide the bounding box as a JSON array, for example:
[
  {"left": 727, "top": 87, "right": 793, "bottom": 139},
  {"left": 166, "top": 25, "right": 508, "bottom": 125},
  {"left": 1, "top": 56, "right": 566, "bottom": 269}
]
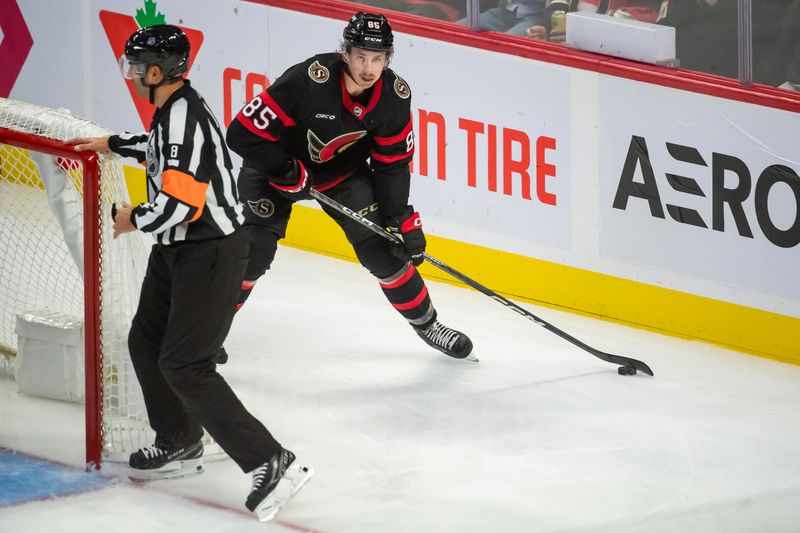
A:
[{"left": 378, "top": 262, "right": 436, "bottom": 328}]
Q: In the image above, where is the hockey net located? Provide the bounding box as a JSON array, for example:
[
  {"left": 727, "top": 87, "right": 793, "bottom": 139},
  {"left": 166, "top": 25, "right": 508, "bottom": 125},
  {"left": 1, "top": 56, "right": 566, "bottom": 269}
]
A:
[{"left": 0, "top": 97, "right": 150, "bottom": 468}]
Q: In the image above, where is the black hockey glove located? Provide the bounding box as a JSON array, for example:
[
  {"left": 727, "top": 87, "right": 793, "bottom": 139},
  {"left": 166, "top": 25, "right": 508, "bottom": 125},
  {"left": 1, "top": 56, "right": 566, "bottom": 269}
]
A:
[
  {"left": 268, "top": 158, "right": 312, "bottom": 201},
  {"left": 387, "top": 206, "right": 426, "bottom": 266}
]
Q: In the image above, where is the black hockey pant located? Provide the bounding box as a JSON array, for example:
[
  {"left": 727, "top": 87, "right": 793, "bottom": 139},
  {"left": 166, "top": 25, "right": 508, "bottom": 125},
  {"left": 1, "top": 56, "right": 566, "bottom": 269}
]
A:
[
  {"left": 128, "top": 229, "right": 282, "bottom": 472},
  {"left": 237, "top": 166, "right": 437, "bottom": 328}
]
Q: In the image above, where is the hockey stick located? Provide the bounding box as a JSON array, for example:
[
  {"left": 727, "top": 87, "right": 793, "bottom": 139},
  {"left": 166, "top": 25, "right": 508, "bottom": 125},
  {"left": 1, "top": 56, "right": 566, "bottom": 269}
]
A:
[{"left": 309, "top": 188, "right": 654, "bottom": 377}]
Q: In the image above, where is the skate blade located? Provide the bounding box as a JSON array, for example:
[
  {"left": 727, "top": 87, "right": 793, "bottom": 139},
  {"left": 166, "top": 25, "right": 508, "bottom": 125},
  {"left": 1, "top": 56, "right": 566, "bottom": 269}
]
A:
[
  {"left": 440, "top": 349, "right": 479, "bottom": 362},
  {"left": 128, "top": 457, "right": 205, "bottom": 481},
  {"left": 255, "top": 464, "right": 314, "bottom": 522}
]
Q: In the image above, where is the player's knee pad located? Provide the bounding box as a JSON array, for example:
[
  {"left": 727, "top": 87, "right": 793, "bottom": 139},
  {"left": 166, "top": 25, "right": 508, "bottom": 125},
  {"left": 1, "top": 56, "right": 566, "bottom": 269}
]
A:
[
  {"left": 234, "top": 226, "right": 279, "bottom": 311},
  {"left": 352, "top": 234, "right": 406, "bottom": 278},
  {"left": 243, "top": 225, "right": 279, "bottom": 280}
]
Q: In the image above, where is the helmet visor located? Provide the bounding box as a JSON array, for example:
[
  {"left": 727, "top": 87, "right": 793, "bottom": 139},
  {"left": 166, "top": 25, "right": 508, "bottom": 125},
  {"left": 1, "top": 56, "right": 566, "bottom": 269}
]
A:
[{"left": 119, "top": 55, "right": 147, "bottom": 80}]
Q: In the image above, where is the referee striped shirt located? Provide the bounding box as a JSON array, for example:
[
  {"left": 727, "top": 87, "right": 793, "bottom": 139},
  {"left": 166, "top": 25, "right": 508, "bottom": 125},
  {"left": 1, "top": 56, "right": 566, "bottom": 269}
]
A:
[{"left": 109, "top": 80, "right": 244, "bottom": 245}]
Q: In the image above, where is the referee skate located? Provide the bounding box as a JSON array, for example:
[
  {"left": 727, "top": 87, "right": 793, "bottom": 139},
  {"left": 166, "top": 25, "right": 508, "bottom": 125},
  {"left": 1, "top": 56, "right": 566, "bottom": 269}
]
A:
[{"left": 246, "top": 449, "right": 313, "bottom": 522}]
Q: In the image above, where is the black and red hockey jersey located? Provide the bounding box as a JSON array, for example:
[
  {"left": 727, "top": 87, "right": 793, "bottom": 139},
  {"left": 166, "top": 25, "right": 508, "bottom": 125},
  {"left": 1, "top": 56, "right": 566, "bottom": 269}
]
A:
[{"left": 226, "top": 52, "right": 415, "bottom": 219}]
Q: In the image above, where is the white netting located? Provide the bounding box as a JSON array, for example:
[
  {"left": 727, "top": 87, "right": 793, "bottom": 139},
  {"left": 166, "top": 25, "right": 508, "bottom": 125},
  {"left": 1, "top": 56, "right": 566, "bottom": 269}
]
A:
[{"left": 0, "top": 97, "right": 153, "bottom": 462}]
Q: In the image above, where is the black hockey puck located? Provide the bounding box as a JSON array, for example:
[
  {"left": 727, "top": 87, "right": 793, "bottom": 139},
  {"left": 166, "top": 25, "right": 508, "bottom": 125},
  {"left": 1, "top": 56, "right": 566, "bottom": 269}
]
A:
[{"left": 618, "top": 365, "right": 637, "bottom": 376}]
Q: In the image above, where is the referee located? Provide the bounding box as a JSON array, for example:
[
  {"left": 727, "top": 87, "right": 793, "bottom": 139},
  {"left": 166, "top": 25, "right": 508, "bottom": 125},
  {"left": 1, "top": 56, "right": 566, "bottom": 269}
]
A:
[{"left": 69, "top": 25, "right": 310, "bottom": 520}]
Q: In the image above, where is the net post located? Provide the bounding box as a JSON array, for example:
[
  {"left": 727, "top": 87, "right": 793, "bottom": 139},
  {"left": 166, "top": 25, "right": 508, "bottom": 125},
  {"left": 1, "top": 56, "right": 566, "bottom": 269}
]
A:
[
  {"left": 80, "top": 149, "right": 102, "bottom": 472},
  {"left": 0, "top": 127, "right": 104, "bottom": 470}
]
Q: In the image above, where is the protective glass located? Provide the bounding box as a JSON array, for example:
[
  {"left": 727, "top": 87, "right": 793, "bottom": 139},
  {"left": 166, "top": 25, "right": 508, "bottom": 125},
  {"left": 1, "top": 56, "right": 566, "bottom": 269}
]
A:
[{"left": 118, "top": 55, "right": 147, "bottom": 80}]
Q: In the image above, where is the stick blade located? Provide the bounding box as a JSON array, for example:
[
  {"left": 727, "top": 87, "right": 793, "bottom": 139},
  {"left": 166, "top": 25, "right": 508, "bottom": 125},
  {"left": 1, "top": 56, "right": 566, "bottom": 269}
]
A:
[{"left": 635, "top": 360, "right": 654, "bottom": 376}]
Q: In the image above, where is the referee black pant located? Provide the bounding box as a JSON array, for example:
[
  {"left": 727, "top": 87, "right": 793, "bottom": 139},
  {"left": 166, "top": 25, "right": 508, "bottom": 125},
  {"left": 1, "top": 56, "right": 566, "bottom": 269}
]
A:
[{"left": 128, "top": 229, "right": 281, "bottom": 472}]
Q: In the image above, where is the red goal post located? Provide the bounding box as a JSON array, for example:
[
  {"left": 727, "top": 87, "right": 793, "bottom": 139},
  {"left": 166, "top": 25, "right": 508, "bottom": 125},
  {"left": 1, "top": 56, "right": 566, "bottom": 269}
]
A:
[{"left": 1, "top": 126, "right": 104, "bottom": 468}]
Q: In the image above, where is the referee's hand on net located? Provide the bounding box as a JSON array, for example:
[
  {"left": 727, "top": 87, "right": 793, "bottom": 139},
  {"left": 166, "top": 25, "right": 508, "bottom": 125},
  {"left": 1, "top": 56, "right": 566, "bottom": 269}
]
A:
[
  {"left": 67, "top": 136, "right": 111, "bottom": 154},
  {"left": 112, "top": 203, "right": 136, "bottom": 239}
]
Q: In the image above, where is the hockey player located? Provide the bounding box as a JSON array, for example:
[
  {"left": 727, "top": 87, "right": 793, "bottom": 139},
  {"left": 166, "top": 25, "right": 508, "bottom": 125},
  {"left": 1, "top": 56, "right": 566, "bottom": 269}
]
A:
[
  {"left": 68, "top": 25, "right": 310, "bottom": 521},
  {"left": 226, "top": 12, "right": 474, "bottom": 360}
]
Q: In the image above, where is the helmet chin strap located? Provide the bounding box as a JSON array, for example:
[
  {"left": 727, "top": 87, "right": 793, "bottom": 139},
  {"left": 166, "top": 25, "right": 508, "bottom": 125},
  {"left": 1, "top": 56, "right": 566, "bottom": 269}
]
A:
[
  {"left": 341, "top": 59, "right": 355, "bottom": 84},
  {"left": 146, "top": 78, "right": 171, "bottom": 105},
  {"left": 341, "top": 61, "right": 365, "bottom": 95},
  {"left": 142, "top": 66, "right": 171, "bottom": 105},
  {"left": 340, "top": 55, "right": 363, "bottom": 90}
]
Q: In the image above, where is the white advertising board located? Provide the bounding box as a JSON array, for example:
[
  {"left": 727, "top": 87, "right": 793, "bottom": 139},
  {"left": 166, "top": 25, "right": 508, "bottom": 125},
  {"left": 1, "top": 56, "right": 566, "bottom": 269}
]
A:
[{"left": 599, "top": 75, "right": 800, "bottom": 311}]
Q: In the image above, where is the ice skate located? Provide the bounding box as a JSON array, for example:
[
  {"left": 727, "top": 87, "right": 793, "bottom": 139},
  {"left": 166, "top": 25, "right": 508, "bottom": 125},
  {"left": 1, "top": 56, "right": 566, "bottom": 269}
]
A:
[
  {"left": 246, "top": 448, "right": 313, "bottom": 522},
  {"left": 415, "top": 320, "right": 477, "bottom": 361},
  {"left": 128, "top": 440, "right": 204, "bottom": 481}
]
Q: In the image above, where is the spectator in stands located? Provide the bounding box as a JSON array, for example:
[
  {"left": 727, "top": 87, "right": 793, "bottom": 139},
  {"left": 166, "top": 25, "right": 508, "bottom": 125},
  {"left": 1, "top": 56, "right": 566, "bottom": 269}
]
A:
[
  {"left": 526, "top": 0, "right": 666, "bottom": 42},
  {"left": 460, "top": 0, "right": 548, "bottom": 36},
  {"left": 355, "top": 0, "right": 464, "bottom": 21},
  {"left": 355, "top": 0, "right": 497, "bottom": 22},
  {"left": 657, "top": 0, "right": 737, "bottom": 78},
  {"left": 659, "top": 0, "right": 795, "bottom": 87},
  {"left": 775, "top": 0, "right": 800, "bottom": 89}
]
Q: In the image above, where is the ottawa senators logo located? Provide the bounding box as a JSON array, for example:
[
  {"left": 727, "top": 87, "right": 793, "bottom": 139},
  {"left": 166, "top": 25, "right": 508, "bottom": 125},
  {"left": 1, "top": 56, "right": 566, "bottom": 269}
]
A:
[
  {"left": 247, "top": 198, "right": 275, "bottom": 218},
  {"left": 394, "top": 75, "right": 410, "bottom": 99},
  {"left": 307, "top": 129, "right": 367, "bottom": 163},
  {"left": 308, "top": 61, "right": 329, "bottom": 83}
]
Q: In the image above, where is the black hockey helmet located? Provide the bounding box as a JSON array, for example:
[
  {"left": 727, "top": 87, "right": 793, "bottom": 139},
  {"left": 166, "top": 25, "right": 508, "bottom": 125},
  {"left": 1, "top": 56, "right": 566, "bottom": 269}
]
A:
[
  {"left": 123, "top": 24, "right": 190, "bottom": 80},
  {"left": 342, "top": 12, "right": 394, "bottom": 53}
]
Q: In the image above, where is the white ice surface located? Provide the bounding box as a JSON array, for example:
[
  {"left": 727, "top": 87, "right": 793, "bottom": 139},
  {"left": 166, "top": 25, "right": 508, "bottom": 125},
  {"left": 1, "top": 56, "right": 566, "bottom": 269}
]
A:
[{"left": 2, "top": 246, "right": 800, "bottom": 533}]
